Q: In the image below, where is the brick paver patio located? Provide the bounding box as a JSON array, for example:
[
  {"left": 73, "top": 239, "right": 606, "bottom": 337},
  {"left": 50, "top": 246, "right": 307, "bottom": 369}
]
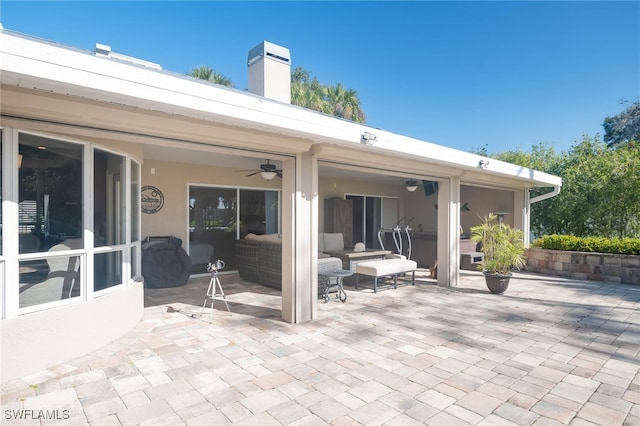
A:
[{"left": 1, "top": 270, "right": 638, "bottom": 425}]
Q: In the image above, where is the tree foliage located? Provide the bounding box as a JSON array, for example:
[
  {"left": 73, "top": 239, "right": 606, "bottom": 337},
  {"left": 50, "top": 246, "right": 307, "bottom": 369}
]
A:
[
  {"left": 188, "top": 65, "right": 366, "bottom": 123},
  {"left": 291, "top": 68, "right": 327, "bottom": 113},
  {"left": 603, "top": 100, "right": 640, "bottom": 148},
  {"left": 484, "top": 137, "right": 640, "bottom": 239},
  {"left": 291, "top": 67, "right": 366, "bottom": 123},
  {"left": 188, "top": 66, "right": 234, "bottom": 87}
]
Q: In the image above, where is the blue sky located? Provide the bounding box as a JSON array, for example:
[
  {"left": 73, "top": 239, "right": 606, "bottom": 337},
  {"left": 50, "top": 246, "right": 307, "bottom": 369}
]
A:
[{"left": 1, "top": 1, "right": 638, "bottom": 154}]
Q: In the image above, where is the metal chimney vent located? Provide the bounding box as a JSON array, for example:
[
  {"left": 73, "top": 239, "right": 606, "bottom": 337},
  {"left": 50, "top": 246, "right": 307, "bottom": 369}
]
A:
[
  {"left": 248, "top": 41, "right": 290, "bottom": 66},
  {"left": 247, "top": 41, "right": 291, "bottom": 103}
]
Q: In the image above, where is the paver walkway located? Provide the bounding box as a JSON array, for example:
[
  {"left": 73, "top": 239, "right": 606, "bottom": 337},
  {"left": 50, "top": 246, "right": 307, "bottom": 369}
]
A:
[{"left": 1, "top": 270, "right": 639, "bottom": 425}]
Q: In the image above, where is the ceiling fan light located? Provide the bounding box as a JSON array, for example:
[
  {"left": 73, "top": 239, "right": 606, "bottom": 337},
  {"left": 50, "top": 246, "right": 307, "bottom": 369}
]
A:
[
  {"left": 405, "top": 179, "right": 419, "bottom": 192},
  {"left": 260, "top": 171, "right": 277, "bottom": 181}
]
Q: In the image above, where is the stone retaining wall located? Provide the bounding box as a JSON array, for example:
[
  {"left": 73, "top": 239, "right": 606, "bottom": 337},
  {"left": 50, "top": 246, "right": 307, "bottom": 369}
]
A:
[{"left": 525, "top": 248, "right": 640, "bottom": 285}]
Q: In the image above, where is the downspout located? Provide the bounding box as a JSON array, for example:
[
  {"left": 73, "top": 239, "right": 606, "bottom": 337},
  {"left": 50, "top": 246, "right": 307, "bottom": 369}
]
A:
[
  {"left": 526, "top": 184, "right": 561, "bottom": 247},
  {"left": 530, "top": 185, "right": 561, "bottom": 204}
]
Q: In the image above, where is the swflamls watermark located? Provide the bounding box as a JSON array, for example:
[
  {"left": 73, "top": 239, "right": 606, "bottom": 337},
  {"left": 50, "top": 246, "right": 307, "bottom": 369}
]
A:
[{"left": 4, "top": 409, "right": 70, "bottom": 420}]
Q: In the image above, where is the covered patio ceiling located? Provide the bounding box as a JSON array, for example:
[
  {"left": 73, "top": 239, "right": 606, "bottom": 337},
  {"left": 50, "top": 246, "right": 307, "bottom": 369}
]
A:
[
  {"left": 141, "top": 143, "right": 416, "bottom": 188},
  {"left": 141, "top": 143, "right": 541, "bottom": 192}
]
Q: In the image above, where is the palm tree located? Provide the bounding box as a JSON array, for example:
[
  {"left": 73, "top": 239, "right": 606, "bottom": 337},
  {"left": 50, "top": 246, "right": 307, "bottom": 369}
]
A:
[
  {"left": 189, "top": 65, "right": 365, "bottom": 122},
  {"left": 188, "top": 66, "right": 234, "bottom": 87},
  {"left": 291, "top": 67, "right": 366, "bottom": 123},
  {"left": 292, "top": 75, "right": 329, "bottom": 113},
  {"left": 325, "top": 83, "right": 366, "bottom": 123}
]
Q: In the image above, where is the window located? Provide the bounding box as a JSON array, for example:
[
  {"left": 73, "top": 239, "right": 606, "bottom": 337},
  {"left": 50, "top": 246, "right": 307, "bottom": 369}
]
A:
[
  {"left": 94, "top": 149, "right": 126, "bottom": 291},
  {"left": 189, "top": 186, "right": 280, "bottom": 273},
  {"left": 6, "top": 130, "right": 139, "bottom": 314},
  {"left": 18, "top": 134, "right": 83, "bottom": 308},
  {"left": 130, "top": 161, "right": 140, "bottom": 243},
  {"left": 130, "top": 160, "right": 140, "bottom": 279},
  {"left": 239, "top": 189, "right": 279, "bottom": 236},
  {"left": 189, "top": 186, "right": 237, "bottom": 272},
  {"left": 347, "top": 195, "right": 399, "bottom": 249}
]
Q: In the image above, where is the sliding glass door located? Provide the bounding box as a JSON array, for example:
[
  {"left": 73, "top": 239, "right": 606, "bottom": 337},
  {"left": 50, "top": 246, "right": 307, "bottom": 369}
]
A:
[
  {"left": 239, "top": 189, "right": 279, "bottom": 237},
  {"left": 189, "top": 186, "right": 279, "bottom": 273},
  {"left": 347, "top": 195, "right": 399, "bottom": 249},
  {"left": 189, "top": 187, "right": 237, "bottom": 273}
]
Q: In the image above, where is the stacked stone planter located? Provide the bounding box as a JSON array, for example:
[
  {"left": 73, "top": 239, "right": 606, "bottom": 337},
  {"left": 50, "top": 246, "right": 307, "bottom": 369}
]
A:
[{"left": 525, "top": 248, "right": 640, "bottom": 285}]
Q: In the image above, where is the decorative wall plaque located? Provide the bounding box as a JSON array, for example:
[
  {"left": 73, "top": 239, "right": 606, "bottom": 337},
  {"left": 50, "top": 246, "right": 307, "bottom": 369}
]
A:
[{"left": 141, "top": 186, "right": 164, "bottom": 214}]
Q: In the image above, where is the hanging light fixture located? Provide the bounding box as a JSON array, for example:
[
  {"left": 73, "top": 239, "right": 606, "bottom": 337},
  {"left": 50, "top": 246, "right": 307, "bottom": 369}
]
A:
[
  {"left": 405, "top": 179, "right": 419, "bottom": 192},
  {"left": 260, "top": 171, "right": 277, "bottom": 181}
]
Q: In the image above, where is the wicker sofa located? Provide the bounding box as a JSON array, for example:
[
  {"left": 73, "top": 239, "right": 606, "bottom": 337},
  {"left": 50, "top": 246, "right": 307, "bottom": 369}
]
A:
[{"left": 235, "top": 233, "right": 344, "bottom": 290}]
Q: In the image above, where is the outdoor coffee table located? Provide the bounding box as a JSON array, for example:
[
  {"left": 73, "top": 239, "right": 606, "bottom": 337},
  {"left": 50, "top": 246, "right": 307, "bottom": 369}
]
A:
[{"left": 319, "top": 269, "right": 353, "bottom": 303}]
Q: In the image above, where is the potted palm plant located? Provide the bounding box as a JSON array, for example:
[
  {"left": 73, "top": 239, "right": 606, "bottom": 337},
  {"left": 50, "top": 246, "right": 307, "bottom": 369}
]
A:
[{"left": 470, "top": 214, "right": 526, "bottom": 294}]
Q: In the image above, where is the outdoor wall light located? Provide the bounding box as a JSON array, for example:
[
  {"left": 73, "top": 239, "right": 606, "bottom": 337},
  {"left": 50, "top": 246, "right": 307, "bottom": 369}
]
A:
[
  {"left": 405, "top": 179, "right": 419, "bottom": 192},
  {"left": 260, "top": 171, "right": 278, "bottom": 181},
  {"left": 478, "top": 159, "right": 489, "bottom": 169},
  {"left": 361, "top": 132, "right": 377, "bottom": 145}
]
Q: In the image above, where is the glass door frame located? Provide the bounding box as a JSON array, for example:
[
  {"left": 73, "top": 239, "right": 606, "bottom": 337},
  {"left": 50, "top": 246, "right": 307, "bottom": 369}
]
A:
[{"left": 187, "top": 183, "right": 281, "bottom": 274}]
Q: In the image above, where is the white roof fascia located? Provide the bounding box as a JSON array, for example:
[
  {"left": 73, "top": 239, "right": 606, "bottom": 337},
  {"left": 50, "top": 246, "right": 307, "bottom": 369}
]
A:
[
  {"left": 0, "top": 29, "right": 561, "bottom": 189},
  {"left": 0, "top": 30, "right": 360, "bottom": 143},
  {"left": 365, "top": 131, "right": 562, "bottom": 188}
]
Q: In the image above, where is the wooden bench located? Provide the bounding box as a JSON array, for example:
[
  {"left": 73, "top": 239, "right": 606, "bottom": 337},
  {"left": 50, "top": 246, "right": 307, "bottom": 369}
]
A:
[{"left": 355, "top": 259, "right": 417, "bottom": 293}]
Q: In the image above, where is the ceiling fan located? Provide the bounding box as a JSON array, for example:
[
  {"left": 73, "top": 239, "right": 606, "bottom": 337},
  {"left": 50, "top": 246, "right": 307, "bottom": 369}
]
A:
[{"left": 237, "top": 159, "right": 282, "bottom": 180}]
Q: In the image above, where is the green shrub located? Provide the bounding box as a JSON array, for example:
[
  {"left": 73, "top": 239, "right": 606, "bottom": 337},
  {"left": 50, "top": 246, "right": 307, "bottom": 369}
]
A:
[{"left": 532, "top": 235, "right": 640, "bottom": 255}]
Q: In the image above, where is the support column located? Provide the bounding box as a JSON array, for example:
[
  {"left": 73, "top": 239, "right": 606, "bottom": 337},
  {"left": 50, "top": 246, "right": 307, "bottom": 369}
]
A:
[
  {"left": 299, "top": 151, "right": 318, "bottom": 321},
  {"left": 3, "top": 128, "right": 20, "bottom": 319},
  {"left": 280, "top": 154, "right": 316, "bottom": 323},
  {"left": 514, "top": 190, "right": 529, "bottom": 246},
  {"left": 281, "top": 157, "right": 295, "bottom": 323},
  {"left": 436, "top": 177, "right": 461, "bottom": 287}
]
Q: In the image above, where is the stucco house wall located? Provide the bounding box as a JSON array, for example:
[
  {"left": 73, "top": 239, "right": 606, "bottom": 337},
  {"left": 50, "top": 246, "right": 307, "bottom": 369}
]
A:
[
  {"left": 140, "top": 160, "right": 280, "bottom": 242},
  {"left": 401, "top": 185, "right": 517, "bottom": 236},
  {"left": 318, "top": 177, "right": 406, "bottom": 234}
]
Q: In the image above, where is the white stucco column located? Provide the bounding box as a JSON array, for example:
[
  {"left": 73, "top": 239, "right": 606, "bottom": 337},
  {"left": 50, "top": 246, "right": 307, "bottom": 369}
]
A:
[
  {"left": 436, "top": 177, "right": 461, "bottom": 287},
  {"left": 280, "top": 154, "right": 316, "bottom": 323},
  {"left": 514, "top": 190, "right": 528, "bottom": 245},
  {"left": 281, "top": 157, "right": 295, "bottom": 323},
  {"left": 2, "top": 129, "right": 20, "bottom": 318},
  {"left": 299, "top": 151, "right": 318, "bottom": 321}
]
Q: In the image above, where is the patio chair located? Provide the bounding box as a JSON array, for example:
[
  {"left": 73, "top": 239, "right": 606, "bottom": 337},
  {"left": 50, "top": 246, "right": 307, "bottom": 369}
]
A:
[{"left": 19, "top": 238, "right": 82, "bottom": 308}]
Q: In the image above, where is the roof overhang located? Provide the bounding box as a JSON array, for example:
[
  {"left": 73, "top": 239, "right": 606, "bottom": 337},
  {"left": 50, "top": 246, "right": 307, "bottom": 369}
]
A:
[{"left": 0, "top": 29, "right": 561, "bottom": 191}]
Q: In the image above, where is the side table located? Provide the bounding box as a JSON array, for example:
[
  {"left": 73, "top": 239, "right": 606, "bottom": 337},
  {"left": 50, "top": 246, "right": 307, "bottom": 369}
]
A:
[{"left": 319, "top": 269, "right": 353, "bottom": 303}]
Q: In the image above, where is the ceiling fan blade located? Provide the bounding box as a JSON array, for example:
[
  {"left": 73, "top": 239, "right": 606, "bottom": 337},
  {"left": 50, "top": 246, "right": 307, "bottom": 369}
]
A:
[{"left": 246, "top": 171, "right": 261, "bottom": 177}]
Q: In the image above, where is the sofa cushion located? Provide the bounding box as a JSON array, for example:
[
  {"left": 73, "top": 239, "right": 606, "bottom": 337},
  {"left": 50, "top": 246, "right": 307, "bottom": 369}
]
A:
[
  {"left": 356, "top": 259, "right": 417, "bottom": 277},
  {"left": 323, "top": 233, "right": 344, "bottom": 252},
  {"left": 246, "top": 233, "right": 282, "bottom": 244}
]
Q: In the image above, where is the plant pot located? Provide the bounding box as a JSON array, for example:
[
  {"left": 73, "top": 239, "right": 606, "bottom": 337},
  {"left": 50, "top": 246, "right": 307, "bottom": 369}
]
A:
[{"left": 483, "top": 271, "right": 511, "bottom": 294}]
